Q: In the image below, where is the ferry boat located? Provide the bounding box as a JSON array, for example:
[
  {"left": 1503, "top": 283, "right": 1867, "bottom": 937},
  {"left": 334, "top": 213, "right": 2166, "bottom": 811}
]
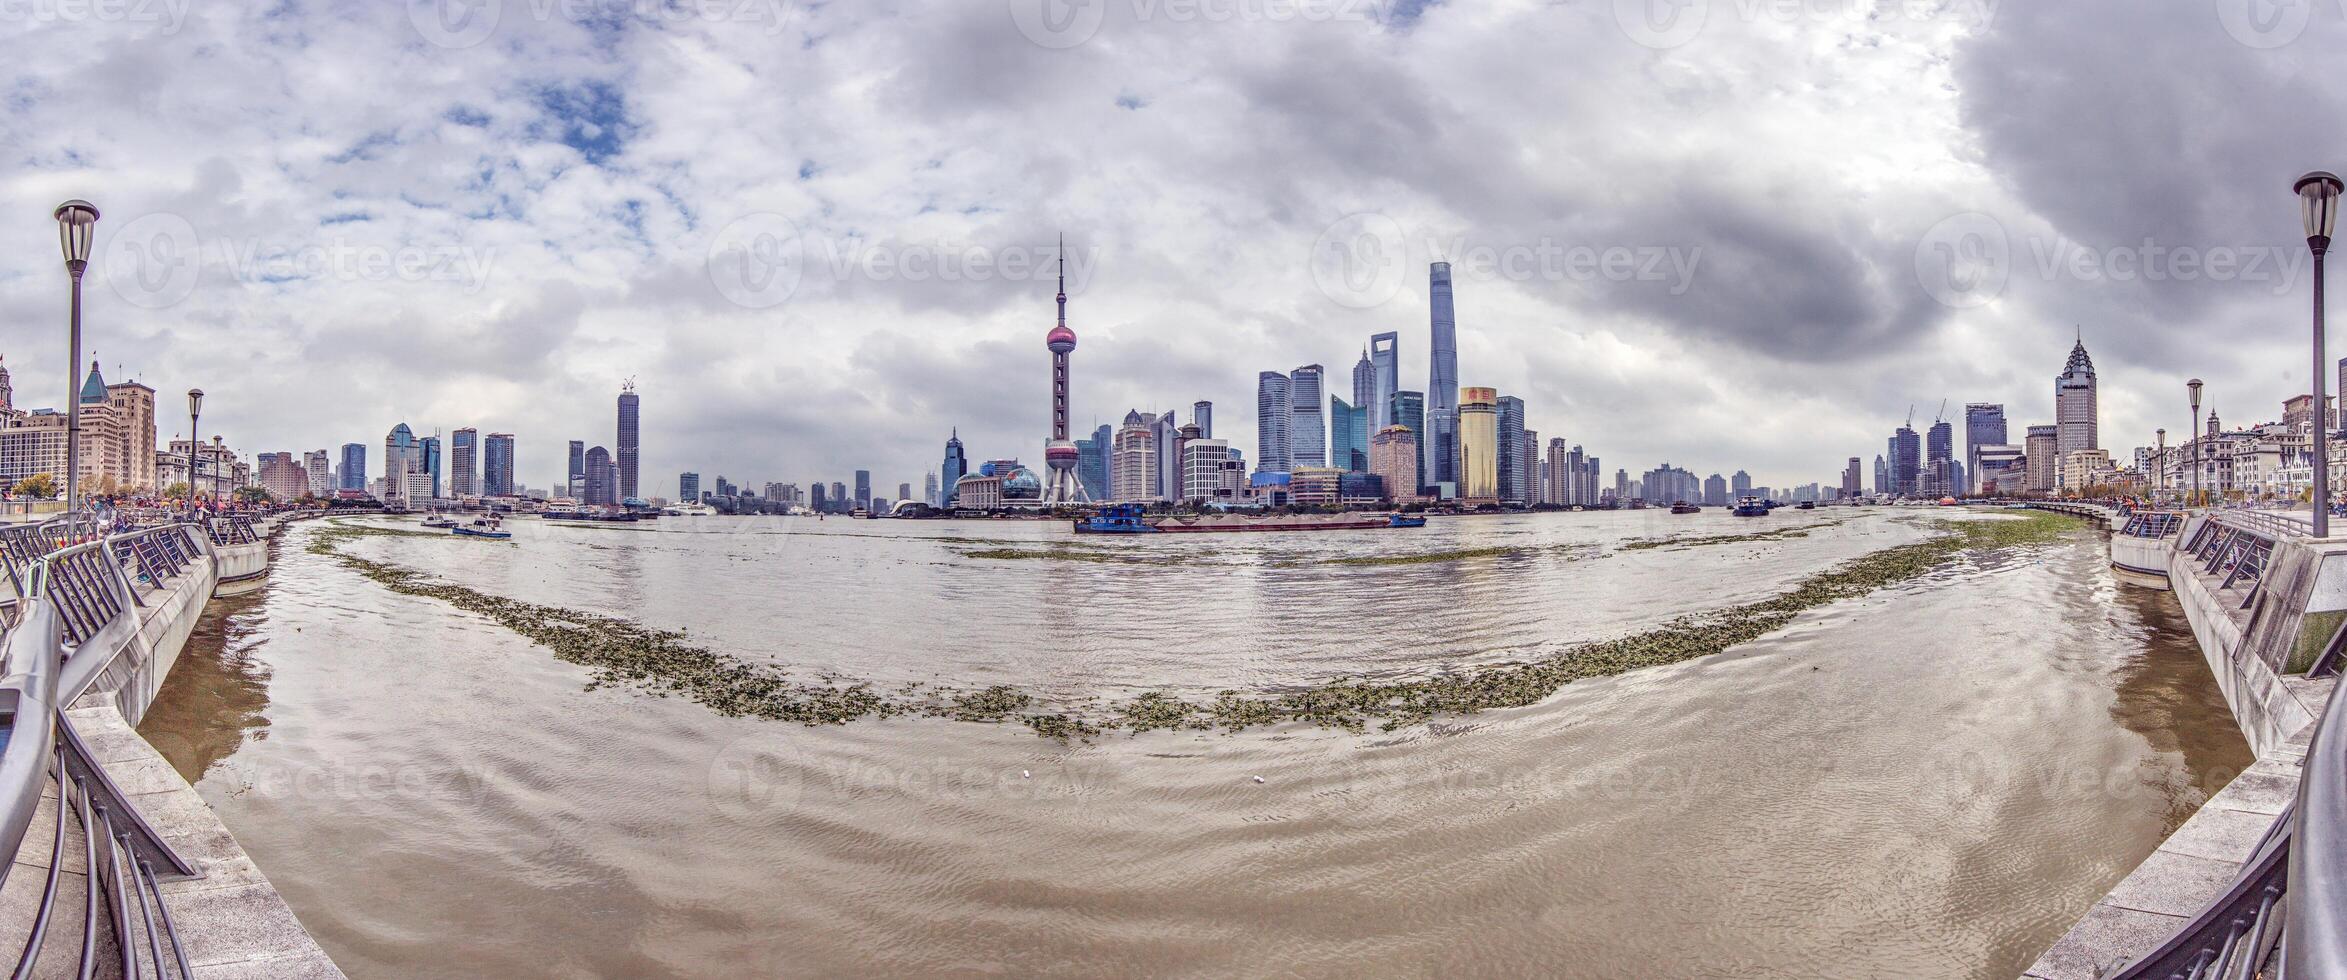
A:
[
  {"left": 1073, "top": 504, "right": 1158, "bottom": 534},
  {"left": 420, "top": 514, "right": 458, "bottom": 528},
  {"left": 662, "top": 503, "right": 716, "bottom": 517},
  {"left": 1796, "top": 501, "right": 1816, "bottom": 510},
  {"left": 1732, "top": 496, "right": 1771, "bottom": 517},
  {"left": 452, "top": 515, "right": 511, "bottom": 539},
  {"left": 1670, "top": 501, "right": 1701, "bottom": 514}
]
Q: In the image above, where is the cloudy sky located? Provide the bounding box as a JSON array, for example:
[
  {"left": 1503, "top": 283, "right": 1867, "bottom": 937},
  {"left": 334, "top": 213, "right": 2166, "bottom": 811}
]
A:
[{"left": 0, "top": 0, "right": 2342, "bottom": 495}]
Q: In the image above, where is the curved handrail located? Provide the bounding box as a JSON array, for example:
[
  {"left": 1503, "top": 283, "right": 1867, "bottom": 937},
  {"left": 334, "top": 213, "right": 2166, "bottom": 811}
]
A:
[{"left": 2286, "top": 664, "right": 2347, "bottom": 975}]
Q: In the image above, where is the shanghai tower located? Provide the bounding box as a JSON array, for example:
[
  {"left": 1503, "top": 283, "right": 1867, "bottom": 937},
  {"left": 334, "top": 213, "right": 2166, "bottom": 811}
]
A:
[
  {"left": 1042, "top": 237, "right": 1088, "bottom": 504},
  {"left": 1425, "top": 262, "right": 1459, "bottom": 490},
  {"left": 617, "top": 381, "right": 640, "bottom": 501}
]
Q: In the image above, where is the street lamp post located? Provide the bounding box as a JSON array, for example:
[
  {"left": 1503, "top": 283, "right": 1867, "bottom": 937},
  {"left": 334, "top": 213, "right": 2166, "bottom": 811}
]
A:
[
  {"left": 2189, "top": 379, "right": 2204, "bottom": 509},
  {"left": 53, "top": 201, "right": 97, "bottom": 518},
  {"left": 2156, "top": 428, "right": 2166, "bottom": 503},
  {"left": 2298, "top": 171, "right": 2342, "bottom": 536},
  {"left": 187, "top": 389, "right": 203, "bottom": 509}
]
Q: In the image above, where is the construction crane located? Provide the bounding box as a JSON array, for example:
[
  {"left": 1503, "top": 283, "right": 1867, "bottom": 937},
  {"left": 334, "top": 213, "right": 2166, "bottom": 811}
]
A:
[{"left": 1934, "top": 399, "right": 1947, "bottom": 425}]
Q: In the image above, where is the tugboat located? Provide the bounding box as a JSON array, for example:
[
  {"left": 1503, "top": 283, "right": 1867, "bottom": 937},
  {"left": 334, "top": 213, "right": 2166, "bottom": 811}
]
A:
[
  {"left": 1670, "top": 501, "right": 1701, "bottom": 514},
  {"left": 1387, "top": 513, "right": 1428, "bottom": 528},
  {"left": 1732, "top": 495, "right": 1770, "bottom": 517},
  {"left": 1074, "top": 503, "right": 1159, "bottom": 534}
]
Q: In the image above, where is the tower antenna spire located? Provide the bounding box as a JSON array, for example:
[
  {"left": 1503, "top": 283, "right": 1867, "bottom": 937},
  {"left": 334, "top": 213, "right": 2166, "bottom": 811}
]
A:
[{"left": 1056, "top": 233, "right": 1067, "bottom": 328}]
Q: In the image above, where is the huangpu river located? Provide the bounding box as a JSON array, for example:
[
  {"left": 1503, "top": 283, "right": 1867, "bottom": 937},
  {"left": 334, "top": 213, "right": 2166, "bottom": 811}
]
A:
[{"left": 138, "top": 508, "right": 2247, "bottom": 978}]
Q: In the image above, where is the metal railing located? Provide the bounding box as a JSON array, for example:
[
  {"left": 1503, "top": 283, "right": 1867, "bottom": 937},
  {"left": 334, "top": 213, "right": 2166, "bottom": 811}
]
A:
[
  {"left": 2184, "top": 518, "right": 2281, "bottom": 609},
  {"left": 2120, "top": 511, "right": 2187, "bottom": 540},
  {"left": 2113, "top": 605, "right": 2347, "bottom": 978},
  {"left": 205, "top": 515, "right": 258, "bottom": 546},
  {"left": 2213, "top": 508, "right": 2318, "bottom": 542},
  {"left": 0, "top": 524, "right": 208, "bottom": 978}
]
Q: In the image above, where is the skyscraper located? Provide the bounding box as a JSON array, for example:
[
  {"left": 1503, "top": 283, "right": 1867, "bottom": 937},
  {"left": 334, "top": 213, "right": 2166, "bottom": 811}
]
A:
[
  {"left": 1369, "top": 332, "right": 1399, "bottom": 430},
  {"left": 567, "top": 440, "right": 586, "bottom": 499},
  {"left": 1457, "top": 387, "right": 1498, "bottom": 504},
  {"left": 303, "top": 450, "right": 331, "bottom": 497},
  {"left": 617, "top": 381, "right": 640, "bottom": 501},
  {"left": 1925, "top": 419, "right": 1953, "bottom": 495},
  {"left": 1193, "top": 401, "right": 1213, "bottom": 440},
  {"left": 1732, "top": 470, "right": 1753, "bottom": 495},
  {"left": 483, "top": 433, "right": 515, "bottom": 496},
  {"left": 923, "top": 472, "right": 940, "bottom": 507},
  {"left": 942, "top": 429, "right": 968, "bottom": 506},
  {"left": 383, "top": 424, "right": 417, "bottom": 503},
  {"left": 1113, "top": 411, "right": 1157, "bottom": 502},
  {"left": 1703, "top": 473, "right": 1728, "bottom": 506},
  {"left": 1496, "top": 395, "right": 1527, "bottom": 506},
  {"left": 1390, "top": 390, "right": 1426, "bottom": 494},
  {"left": 1371, "top": 426, "right": 1417, "bottom": 503},
  {"left": 1892, "top": 425, "right": 1921, "bottom": 497},
  {"left": 1425, "top": 264, "right": 1459, "bottom": 491},
  {"left": 1153, "top": 410, "right": 1183, "bottom": 501},
  {"left": 1329, "top": 396, "right": 1368, "bottom": 472},
  {"left": 1255, "top": 372, "right": 1291, "bottom": 474},
  {"left": 679, "top": 472, "right": 700, "bottom": 503},
  {"left": 584, "top": 446, "right": 616, "bottom": 505},
  {"left": 1289, "top": 364, "right": 1326, "bottom": 468},
  {"left": 855, "top": 469, "right": 871, "bottom": 510},
  {"left": 450, "top": 428, "right": 479, "bottom": 497},
  {"left": 1351, "top": 349, "right": 1374, "bottom": 425},
  {"left": 1076, "top": 423, "right": 1110, "bottom": 502},
  {"left": 1042, "top": 241, "right": 1087, "bottom": 504},
  {"left": 419, "top": 435, "right": 443, "bottom": 499},
  {"left": 2055, "top": 335, "right": 2097, "bottom": 459},
  {"left": 339, "top": 443, "right": 366, "bottom": 491},
  {"left": 2025, "top": 424, "right": 2059, "bottom": 492},
  {"left": 1964, "top": 403, "right": 2007, "bottom": 495},
  {"left": 1841, "top": 457, "right": 1862, "bottom": 498}
]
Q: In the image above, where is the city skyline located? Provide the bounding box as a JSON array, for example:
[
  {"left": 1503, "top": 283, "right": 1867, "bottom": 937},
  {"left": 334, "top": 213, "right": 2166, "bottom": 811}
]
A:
[{"left": 2, "top": 4, "right": 2342, "bottom": 494}]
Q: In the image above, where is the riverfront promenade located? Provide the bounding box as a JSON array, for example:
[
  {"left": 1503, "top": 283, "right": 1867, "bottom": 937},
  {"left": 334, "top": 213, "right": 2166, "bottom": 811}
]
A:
[
  {"left": 0, "top": 515, "right": 339, "bottom": 978},
  {"left": 2024, "top": 505, "right": 2347, "bottom": 978}
]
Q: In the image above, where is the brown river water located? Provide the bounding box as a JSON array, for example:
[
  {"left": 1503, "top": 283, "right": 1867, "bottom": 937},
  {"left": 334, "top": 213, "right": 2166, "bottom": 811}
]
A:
[{"left": 136, "top": 510, "right": 2247, "bottom": 978}]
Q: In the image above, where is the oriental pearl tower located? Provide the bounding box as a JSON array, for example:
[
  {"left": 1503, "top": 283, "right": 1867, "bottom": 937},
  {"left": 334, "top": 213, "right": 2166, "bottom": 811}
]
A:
[{"left": 1041, "top": 235, "right": 1090, "bottom": 505}]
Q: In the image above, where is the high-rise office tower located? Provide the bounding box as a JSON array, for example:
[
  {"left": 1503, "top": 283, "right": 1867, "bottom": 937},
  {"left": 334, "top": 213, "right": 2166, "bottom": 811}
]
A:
[
  {"left": 1457, "top": 387, "right": 1498, "bottom": 503},
  {"left": 483, "top": 432, "right": 515, "bottom": 496},
  {"left": 1329, "top": 396, "right": 1367, "bottom": 472},
  {"left": 942, "top": 429, "right": 968, "bottom": 505},
  {"left": 1153, "top": 410, "right": 1183, "bottom": 500},
  {"left": 1113, "top": 411, "right": 1158, "bottom": 501},
  {"left": 1892, "top": 425, "right": 1922, "bottom": 497},
  {"left": 567, "top": 440, "right": 586, "bottom": 498},
  {"left": 1842, "top": 457, "right": 1863, "bottom": 498},
  {"left": 1255, "top": 372, "right": 1292, "bottom": 474},
  {"left": 1369, "top": 332, "right": 1399, "bottom": 430},
  {"left": 1042, "top": 243, "right": 1087, "bottom": 504},
  {"left": 1425, "top": 264, "right": 1458, "bottom": 490},
  {"left": 1926, "top": 419, "right": 1953, "bottom": 495},
  {"left": 1964, "top": 403, "right": 2007, "bottom": 495},
  {"left": 923, "top": 472, "right": 940, "bottom": 507},
  {"left": 679, "top": 472, "right": 700, "bottom": 503},
  {"left": 584, "top": 446, "right": 616, "bottom": 505},
  {"left": 1496, "top": 395, "right": 1526, "bottom": 506},
  {"left": 1289, "top": 364, "right": 1326, "bottom": 468},
  {"left": 2025, "top": 424, "right": 2059, "bottom": 492},
  {"left": 1390, "top": 390, "right": 1426, "bottom": 493},
  {"left": 419, "top": 435, "right": 442, "bottom": 499},
  {"left": 450, "top": 428, "right": 479, "bottom": 497},
  {"left": 855, "top": 470, "right": 871, "bottom": 509},
  {"left": 303, "top": 450, "right": 331, "bottom": 497},
  {"left": 339, "top": 443, "right": 366, "bottom": 491},
  {"left": 1193, "top": 401, "right": 1213, "bottom": 440},
  {"left": 617, "top": 381, "right": 640, "bottom": 501},
  {"left": 2055, "top": 335, "right": 2097, "bottom": 459},
  {"left": 1351, "top": 349, "right": 1374, "bottom": 425}
]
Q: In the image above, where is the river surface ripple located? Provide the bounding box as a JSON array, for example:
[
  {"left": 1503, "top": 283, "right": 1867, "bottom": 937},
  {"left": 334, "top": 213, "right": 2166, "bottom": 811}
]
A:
[{"left": 135, "top": 510, "right": 2248, "bottom": 978}]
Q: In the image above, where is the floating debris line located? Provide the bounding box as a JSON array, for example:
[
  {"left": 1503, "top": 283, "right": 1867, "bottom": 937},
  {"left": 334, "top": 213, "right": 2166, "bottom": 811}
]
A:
[
  {"left": 309, "top": 512, "right": 2081, "bottom": 739},
  {"left": 1617, "top": 518, "right": 1846, "bottom": 552}
]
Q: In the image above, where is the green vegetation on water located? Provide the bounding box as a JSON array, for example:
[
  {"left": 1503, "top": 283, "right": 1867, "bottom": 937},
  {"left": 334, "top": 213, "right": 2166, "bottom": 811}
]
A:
[{"left": 311, "top": 511, "right": 2083, "bottom": 739}]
